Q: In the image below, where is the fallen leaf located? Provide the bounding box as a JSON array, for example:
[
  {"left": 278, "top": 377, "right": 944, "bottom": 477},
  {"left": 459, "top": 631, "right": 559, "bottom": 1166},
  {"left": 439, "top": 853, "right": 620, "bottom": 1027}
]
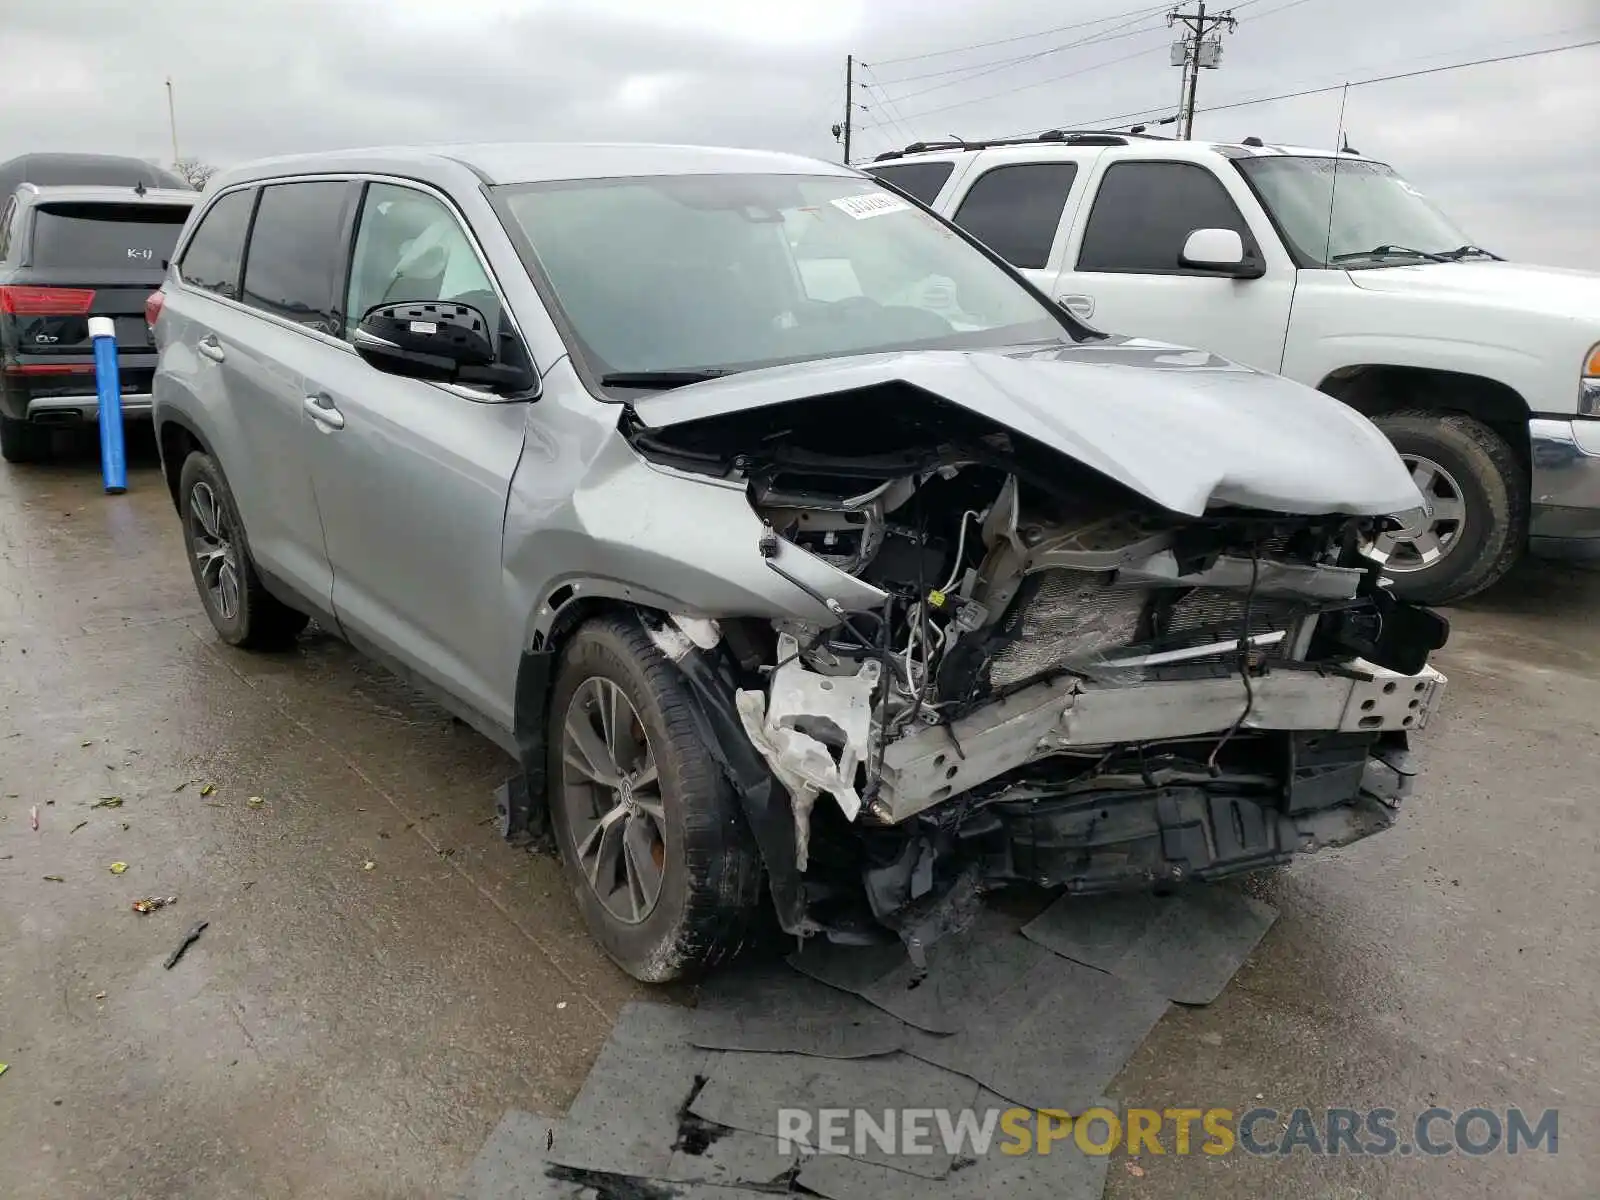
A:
[
  {"left": 108, "top": 862, "right": 128, "bottom": 875},
  {"left": 81, "top": 740, "right": 93, "bottom": 748},
  {"left": 90, "top": 797, "right": 123, "bottom": 809},
  {"left": 362, "top": 861, "right": 375, "bottom": 871},
  {"left": 1125, "top": 1162, "right": 1145, "bottom": 1178},
  {"left": 69, "top": 821, "right": 88, "bottom": 834},
  {"left": 42, "top": 875, "right": 65, "bottom": 883},
  {"left": 173, "top": 781, "right": 190, "bottom": 793},
  {"left": 0, "top": 1063, "right": 7, "bottom": 1079},
  {"left": 247, "top": 796, "right": 264, "bottom": 808},
  {"left": 199, "top": 784, "right": 216, "bottom": 797}
]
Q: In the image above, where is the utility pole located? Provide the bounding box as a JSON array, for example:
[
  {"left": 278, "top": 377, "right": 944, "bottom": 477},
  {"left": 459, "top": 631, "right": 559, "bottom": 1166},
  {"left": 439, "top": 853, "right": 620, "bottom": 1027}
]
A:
[
  {"left": 1168, "top": 3, "right": 1236, "bottom": 139},
  {"left": 165, "top": 77, "right": 180, "bottom": 164},
  {"left": 832, "top": 55, "right": 855, "bottom": 164}
]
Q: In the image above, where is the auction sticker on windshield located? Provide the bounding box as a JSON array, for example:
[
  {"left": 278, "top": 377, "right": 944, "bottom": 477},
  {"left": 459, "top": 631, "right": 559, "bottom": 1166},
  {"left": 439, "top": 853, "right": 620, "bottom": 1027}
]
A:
[{"left": 831, "top": 193, "right": 912, "bottom": 220}]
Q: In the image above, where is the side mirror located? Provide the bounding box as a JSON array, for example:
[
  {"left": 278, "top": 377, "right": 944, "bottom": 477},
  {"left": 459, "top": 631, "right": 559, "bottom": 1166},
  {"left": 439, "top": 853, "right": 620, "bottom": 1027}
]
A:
[
  {"left": 353, "top": 301, "right": 533, "bottom": 391},
  {"left": 1179, "top": 228, "right": 1263, "bottom": 278}
]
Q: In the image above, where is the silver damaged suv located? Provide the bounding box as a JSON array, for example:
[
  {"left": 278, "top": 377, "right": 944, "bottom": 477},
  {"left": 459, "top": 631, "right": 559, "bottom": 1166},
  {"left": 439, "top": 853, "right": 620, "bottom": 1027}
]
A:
[{"left": 151, "top": 143, "right": 1449, "bottom": 981}]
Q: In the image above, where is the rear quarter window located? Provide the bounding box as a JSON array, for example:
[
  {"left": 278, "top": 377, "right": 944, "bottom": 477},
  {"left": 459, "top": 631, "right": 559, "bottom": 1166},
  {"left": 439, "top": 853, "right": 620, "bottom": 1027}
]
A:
[
  {"left": 178, "top": 189, "right": 256, "bottom": 299},
  {"left": 866, "top": 162, "right": 955, "bottom": 206},
  {"left": 29, "top": 203, "right": 191, "bottom": 268}
]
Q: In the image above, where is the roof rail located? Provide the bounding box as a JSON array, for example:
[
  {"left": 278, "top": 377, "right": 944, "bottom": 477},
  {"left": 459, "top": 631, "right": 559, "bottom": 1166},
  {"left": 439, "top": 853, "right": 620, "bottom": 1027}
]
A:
[{"left": 870, "top": 128, "right": 1172, "bottom": 162}]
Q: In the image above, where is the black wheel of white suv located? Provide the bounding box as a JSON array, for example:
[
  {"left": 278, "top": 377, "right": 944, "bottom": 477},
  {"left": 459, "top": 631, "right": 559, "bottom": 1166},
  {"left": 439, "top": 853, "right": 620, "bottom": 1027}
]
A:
[
  {"left": 546, "top": 614, "right": 764, "bottom": 983},
  {"left": 1370, "top": 410, "right": 1525, "bottom": 605},
  {"left": 178, "top": 451, "right": 309, "bottom": 650}
]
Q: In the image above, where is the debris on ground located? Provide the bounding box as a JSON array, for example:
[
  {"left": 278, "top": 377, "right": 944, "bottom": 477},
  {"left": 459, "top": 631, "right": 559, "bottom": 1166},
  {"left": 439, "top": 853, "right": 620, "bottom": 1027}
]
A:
[
  {"left": 80, "top": 740, "right": 93, "bottom": 748},
  {"left": 199, "top": 784, "right": 216, "bottom": 797},
  {"left": 91, "top": 796, "right": 123, "bottom": 809},
  {"left": 0, "top": 1063, "right": 7, "bottom": 1080},
  {"left": 247, "top": 796, "right": 264, "bottom": 808},
  {"left": 30, "top": 806, "right": 38, "bottom": 831},
  {"left": 163, "top": 921, "right": 208, "bottom": 969},
  {"left": 69, "top": 821, "right": 88, "bottom": 834},
  {"left": 1126, "top": 1161, "right": 1146, "bottom": 1177},
  {"left": 93, "top": 992, "right": 106, "bottom": 1001},
  {"left": 42, "top": 875, "right": 64, "bottom": 883},
  {"left": 362, "top": 861, "right": 376, "bottom": 871},
  {"left": 120, "top": 822, "right": 129, "bottom": 832},
  {"left": 132, "top": 896, "right": 177, "bottom": 914},
  {"left": 108, "top": 862, "right": 128, "bottom": 875}
]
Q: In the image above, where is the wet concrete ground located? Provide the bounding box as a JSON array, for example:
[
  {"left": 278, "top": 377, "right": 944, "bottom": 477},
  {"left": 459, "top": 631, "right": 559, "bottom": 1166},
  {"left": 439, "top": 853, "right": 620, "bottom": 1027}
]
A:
[{"left": 2, "top": 433, "right": 1596, "bottom": 1199}]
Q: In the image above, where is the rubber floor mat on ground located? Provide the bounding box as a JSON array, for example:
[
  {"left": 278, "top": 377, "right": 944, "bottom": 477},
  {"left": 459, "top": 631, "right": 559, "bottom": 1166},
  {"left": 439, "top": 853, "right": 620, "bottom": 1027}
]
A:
[
  {"left": 787, "top": 908, "right": 1045, "bottom": 1034},
  {"left": 794, "top": 1090, "right": 1113, "bottom": 1200},
  {"left": 690, "top": 1049, "right": 981, "bottom": 1180},
  {"left": 456, "top": 1110, "right": 781, "bottom": 1199},
  {"left": 688, "top": 958, "right": 909, "bottom": 1059},
  {"left": 900, "top": 953, "right": 1170, "bottom": 1113},
  {"left": 1021, "top": 887, "right": 1278, "bottom": 1005}
]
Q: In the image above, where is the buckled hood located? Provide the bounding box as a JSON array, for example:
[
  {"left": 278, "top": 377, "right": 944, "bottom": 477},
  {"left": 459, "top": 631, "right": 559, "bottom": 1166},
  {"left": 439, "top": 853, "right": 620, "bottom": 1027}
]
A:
[{"left": 629, "top": 339, "right": 1424, "bottom": 517}]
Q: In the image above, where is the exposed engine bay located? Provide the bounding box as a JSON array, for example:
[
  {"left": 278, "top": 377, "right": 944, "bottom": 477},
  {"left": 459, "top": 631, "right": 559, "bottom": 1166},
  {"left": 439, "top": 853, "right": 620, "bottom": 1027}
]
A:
[{"left": 622, "top": 390, "right": 1451, "bottom": 952}]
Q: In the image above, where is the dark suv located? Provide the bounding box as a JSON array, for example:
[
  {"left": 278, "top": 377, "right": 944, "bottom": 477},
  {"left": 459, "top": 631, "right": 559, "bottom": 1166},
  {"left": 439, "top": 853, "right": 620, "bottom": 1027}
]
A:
[{"left": 0, "top": 182, "right": 195, "bottom": 462}]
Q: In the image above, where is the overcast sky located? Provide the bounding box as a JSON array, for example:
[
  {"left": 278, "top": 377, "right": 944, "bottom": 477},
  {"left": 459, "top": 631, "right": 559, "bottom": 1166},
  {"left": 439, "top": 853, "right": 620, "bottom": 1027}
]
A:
[{"left": 3, "top": 0, "right": 1596, "bottom": 267}]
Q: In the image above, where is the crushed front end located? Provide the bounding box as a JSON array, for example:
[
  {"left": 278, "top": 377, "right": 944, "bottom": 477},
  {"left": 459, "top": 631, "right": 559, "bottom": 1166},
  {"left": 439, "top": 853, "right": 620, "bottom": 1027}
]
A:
[{"left": 624, "top": 389, "right": 1449, "bottom": 946}]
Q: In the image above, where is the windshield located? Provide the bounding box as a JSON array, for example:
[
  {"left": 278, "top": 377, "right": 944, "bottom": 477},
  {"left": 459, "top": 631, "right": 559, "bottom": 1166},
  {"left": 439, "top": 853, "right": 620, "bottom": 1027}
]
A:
[
  {"left": 495, "top": 173, "right": 1067, "bottom": 384},
  {"left": 1236, "top": 157, "right": 1474, "bottom": 267}
]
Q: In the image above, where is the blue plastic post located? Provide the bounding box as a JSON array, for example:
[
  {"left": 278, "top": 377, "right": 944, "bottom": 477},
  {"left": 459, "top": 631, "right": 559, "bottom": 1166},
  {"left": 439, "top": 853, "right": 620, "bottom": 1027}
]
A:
[{"left": 88, "top": 316, "right": 126, "bottom": 494}]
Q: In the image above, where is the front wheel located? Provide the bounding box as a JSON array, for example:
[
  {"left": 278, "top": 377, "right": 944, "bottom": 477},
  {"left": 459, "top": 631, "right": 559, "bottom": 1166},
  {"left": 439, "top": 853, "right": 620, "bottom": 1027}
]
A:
[
  {"left": 1370, "top": 410, "right": 1525, "bottom": 605},
  {"left": 546, "top": 614, "right": 764, "bottom": 982}
]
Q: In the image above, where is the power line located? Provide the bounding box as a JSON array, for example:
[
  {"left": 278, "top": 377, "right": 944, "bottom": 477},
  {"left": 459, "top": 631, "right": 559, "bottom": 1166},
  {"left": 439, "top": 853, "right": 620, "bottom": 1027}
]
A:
[
  {"left": 1192, "top": 37, "right": 1600, "bottom": 118},
  {"left": 891, "top": 40, "right": 1171, "bottom": 124},
  {"left": 870, "top": 2, "right": 1169, "bottom": 67},
  {"left": 1234, "top": 0, "right": 1323, "bottom": 18},
  {"left": 857, "top": 65, "right": 921, "bottom": 145},
  {"left": 1056, "top": 35, "right": 1600, "bottom": 133},
  {"left": 865, "top": 12, "right": 1169, "bottom": 94}
]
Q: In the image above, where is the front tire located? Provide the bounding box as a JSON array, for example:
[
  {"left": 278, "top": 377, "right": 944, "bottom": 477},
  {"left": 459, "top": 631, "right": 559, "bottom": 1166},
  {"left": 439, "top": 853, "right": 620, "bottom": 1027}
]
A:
[
  {"left": 1371, "top": 410, "right": 1525, "bottom": 604},
  {"left": 547, "top": 614, "right": 764, "bottom": 983},
  {"left": 0, "top": 415, "right": 49, "bottom": 464},
  {"left": 178, "top": 451, "right": 309, "bottom": 649}
]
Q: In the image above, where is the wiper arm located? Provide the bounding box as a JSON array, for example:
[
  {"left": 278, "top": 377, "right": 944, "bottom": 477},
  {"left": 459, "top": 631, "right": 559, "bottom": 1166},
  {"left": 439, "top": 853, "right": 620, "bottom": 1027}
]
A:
[
  {"left": 1437, "top": 244, "right": 1503, "bottom": 261},
  {"left": 598, "top": 369, "right": 735, "bottom": 390},
  {"left": 1330, "top": 245, "right": 1451, "bottom": 264}
]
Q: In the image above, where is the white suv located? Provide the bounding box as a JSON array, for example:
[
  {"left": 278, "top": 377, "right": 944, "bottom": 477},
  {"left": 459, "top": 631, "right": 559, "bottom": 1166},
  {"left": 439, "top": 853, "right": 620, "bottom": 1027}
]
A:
[{"left": 869, "top": 131, "right": 1600, "bottom": 603}]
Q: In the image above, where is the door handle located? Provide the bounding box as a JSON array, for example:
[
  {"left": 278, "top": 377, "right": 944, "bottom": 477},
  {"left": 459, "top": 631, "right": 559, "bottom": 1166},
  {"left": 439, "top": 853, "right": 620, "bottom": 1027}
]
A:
[
  {"left": 1057, "top": 293, "right": 1095, "bottom": 319},
  {"left": 303, "top": 394, "right": 345, "bottom": 431},
  {"left": 197, "top": 334, "right": 225, "bottom": 362}
]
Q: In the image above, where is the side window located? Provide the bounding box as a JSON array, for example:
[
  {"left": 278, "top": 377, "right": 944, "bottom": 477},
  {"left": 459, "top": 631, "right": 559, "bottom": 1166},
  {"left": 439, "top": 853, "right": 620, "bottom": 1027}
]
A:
[
  {"left": 239, "top": 181, "right": 351, "bottom": 334},
  {"left": 951, "top": 163, "right": 1078, "bottom": 270},
  {"left": 344, "top": 183, "right": 499, "bottom": 340},
  {"left": 866, "top": 162, "right": 955, "bottom": 206},
  {"left": 177, "top": 189, "right": 255, "bottom": 299},
  {"left": 1077, "top": 161, "right": 1255, "bottom": 274}
]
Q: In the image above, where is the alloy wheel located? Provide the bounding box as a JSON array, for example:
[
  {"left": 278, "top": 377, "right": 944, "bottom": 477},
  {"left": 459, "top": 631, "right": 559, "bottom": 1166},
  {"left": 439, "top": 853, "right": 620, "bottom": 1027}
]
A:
[
  {"left": 188, "top": 481, "right": 241, "bottom": 620},
  {"left": 560, "top": 677, "right": 667, "bottom": 924},
  {"left": 1375, "top": 454, "right": 1467, "bottom": 573}
]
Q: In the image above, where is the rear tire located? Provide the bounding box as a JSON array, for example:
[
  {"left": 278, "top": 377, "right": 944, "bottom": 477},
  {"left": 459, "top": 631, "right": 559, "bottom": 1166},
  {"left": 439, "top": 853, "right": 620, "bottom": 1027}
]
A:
[
  {"left": 1371, "top": 410, "right": 1524, "bottom": 604},
  {"left": 0, "top": 415, "right": 49, "bottom": 464},
  {"left": 547, "top": 614, "right": 764, "bottom": 983},
  {"left": 178, "top": 451, "right": 309, "bottom": 650}
]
